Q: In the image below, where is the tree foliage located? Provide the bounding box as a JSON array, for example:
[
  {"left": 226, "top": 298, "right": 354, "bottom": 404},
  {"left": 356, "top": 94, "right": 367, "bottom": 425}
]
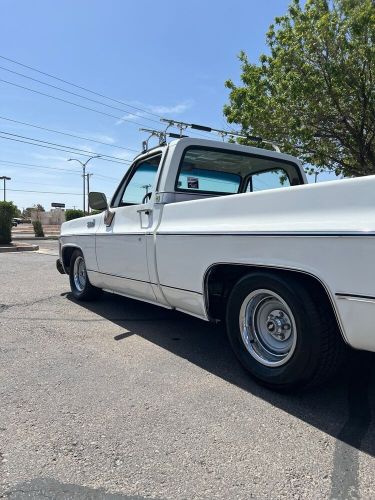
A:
[
  {"left": 224, "top": 0, "right": 375, "bottom": 176},
  {"left": 0, "top": 201, "right": 18, "bottom": 244},
  {"left": 23, "top": 204, "right": 45, "bottom": 217},
  {"left": 32, "top": 220, "right": 44, "bottom": 237},
  {"left": 65, "top": 209, "right": 85, "bottom": 221}
]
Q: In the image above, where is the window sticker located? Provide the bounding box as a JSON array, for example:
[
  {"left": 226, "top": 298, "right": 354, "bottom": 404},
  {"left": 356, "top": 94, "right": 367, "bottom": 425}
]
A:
[{"left": 187, "top": 177, "right": 199, "bottom": 189}]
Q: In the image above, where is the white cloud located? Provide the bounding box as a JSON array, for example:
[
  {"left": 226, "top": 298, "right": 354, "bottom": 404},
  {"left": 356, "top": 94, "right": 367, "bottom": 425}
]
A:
[
  {"left": 116, "top": 100, "right": 193, "bottom": 125},
  {"left": 148, "top": 101, "right": 193, "bottom": 115},
  {"left": 87, "top": 133, "right": 116, "bottom": 144},
  {"left": 75, "top": 144, "right": 96, "bottom": 154}
]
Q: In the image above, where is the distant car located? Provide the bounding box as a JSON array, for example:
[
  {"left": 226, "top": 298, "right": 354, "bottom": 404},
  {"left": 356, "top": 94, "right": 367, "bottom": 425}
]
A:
[
  {"left": 13, "top": 217, "right": 28, "bottom": 224},
  {"left": 11, "top": 219, "right": 17, "bottom": 227}
]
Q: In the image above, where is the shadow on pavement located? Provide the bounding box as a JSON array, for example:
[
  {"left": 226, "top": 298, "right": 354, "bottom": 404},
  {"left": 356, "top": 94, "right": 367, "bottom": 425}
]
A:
[
  {"left": 65, "top": 292, "right": 375, "bottom": 463},
  {"left": 5, "top": 478, "right": 149, "bottom": 499}
]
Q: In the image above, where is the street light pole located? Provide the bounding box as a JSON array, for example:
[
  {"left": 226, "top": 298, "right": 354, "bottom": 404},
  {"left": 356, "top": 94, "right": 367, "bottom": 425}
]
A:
[
  {"left": 86, "top": 173, "right": 93, "bottom": 213},
  {"left": 0, "top": 176, "right": 11, "bottom": 201},
  {"left": 67, "top": 156, "right": 101, "bottom": 214}
]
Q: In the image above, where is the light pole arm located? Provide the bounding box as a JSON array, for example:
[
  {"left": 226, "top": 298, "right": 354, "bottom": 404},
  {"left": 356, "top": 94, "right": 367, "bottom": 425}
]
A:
[{"left": 68, "top": 156, "right": 101, "bottom": 214}]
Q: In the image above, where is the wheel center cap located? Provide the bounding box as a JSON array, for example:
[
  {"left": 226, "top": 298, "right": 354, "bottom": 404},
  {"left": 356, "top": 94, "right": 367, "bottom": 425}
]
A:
[{"left": 266, "top": 310, "right": 292, "bottom": 341}]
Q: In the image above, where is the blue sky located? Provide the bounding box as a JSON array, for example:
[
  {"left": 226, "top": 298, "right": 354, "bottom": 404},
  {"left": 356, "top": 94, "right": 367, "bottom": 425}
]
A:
[{"left": 0, "top": 0, "right": 334, "bottom": 211}]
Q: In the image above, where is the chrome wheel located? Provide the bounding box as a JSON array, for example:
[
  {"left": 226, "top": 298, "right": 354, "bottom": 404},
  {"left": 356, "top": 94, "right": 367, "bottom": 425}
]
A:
[
  {"left": 73, "top": 255, "right": 87, "bottom": 292},
  {"left": 239, "top": 289, "right": 297, "bottom": 367}
]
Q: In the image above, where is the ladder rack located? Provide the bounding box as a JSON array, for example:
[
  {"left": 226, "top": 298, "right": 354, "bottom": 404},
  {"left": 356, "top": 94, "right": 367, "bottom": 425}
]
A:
[{"left": 139, "top": 120, "right": 281, "bottom": 153}]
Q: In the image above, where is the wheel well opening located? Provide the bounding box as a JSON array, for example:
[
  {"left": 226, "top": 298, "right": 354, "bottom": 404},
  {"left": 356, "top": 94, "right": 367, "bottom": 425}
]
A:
[
  {"left": 62, "top": 246, "right": 77, "bottom": 273},
  {"left": 205, "top": 263, "right": 342, "bottom": 335}
]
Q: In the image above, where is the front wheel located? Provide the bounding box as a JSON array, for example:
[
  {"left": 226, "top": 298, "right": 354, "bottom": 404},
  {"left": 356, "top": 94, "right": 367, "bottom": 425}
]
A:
[
  {"left": 226, "top": 272, "right": 346, "bottom": 390},
  {"left": 69, "top": 250, "right": 102, "bottom": 301}
]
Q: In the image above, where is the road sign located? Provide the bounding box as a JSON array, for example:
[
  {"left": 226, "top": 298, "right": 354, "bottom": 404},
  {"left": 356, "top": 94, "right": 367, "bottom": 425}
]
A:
[{"left": 51, "top": 203, "right": 65, "bottom": 208}]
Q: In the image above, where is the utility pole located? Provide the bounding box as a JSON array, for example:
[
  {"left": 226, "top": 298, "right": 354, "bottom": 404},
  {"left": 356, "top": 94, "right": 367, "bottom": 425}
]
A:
[
  {"left": 314, "top": 171, "right": 319, "bottom": 183},
  {"left": 0, "top": 176, "right": 11, "bottom": 201},
  {"left": 86, "top": 173, "right": 93, "bottom": 213},
  {"left": 67, "top": 156, "right": 101, "bottom": 214}
]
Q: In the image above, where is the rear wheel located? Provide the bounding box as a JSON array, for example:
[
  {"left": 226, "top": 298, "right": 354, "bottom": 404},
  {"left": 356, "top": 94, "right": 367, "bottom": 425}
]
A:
[
  {"left": 226, "top": 272, "right": 346, "bottom": 390},
  {"left": 69, "top": 250, "right": 102, "bottom": 301}
]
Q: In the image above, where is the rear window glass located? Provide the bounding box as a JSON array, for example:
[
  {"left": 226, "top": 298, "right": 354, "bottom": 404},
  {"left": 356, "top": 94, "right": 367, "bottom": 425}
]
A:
[{"left": 176, "top": 147, "right": 300, "bottom": 195}]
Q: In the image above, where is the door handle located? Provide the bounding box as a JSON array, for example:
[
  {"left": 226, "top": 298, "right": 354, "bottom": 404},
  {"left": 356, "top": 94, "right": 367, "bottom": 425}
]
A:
[{"left": 137, "top": 208, "right": 153, "bottom": 216}]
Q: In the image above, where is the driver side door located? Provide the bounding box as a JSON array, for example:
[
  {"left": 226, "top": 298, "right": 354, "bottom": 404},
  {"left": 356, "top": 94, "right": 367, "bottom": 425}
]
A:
[{"left": 94, "top": 153, "right": 162, "bottom": 302}]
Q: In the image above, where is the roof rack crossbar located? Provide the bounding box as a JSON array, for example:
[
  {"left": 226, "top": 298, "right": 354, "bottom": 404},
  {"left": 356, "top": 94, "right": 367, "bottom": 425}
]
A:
[{"left": 159, "top": 119, "right": 280, "bottom": 152}]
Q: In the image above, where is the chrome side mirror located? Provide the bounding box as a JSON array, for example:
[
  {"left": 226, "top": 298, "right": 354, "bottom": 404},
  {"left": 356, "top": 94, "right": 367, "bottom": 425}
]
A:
[{"left": 89, "top": 192, "right": 108, "bottom": 211}]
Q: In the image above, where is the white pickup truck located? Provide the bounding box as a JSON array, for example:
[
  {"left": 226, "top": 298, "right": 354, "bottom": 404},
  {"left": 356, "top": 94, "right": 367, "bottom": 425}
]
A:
[{"left": 57, "top": 137, "right": 375, "bottom": 390}]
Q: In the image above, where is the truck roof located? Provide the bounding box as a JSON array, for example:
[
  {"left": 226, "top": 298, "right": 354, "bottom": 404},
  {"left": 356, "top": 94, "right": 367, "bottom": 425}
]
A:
[{"left": 140, "top": 136, "right": 301, "bottom": 166}]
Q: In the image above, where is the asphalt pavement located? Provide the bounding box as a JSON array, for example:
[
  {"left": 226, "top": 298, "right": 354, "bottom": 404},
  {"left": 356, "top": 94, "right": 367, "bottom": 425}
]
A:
[{"left": 1, "top": 241, "right": 375, "bottom": 499}]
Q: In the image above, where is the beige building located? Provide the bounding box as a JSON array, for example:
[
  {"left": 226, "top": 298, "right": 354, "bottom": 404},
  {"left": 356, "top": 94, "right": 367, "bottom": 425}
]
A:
[{"left": 31, "top": 208, "right": 66, "bottom": 225}]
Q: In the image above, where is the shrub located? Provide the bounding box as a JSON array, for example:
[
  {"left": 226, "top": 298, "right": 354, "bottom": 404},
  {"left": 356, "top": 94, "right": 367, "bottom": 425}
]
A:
[
  {"left": 32, "top": 220, "right": 44, "bottom": 237},
  {"left": 0, "top": 201, "right": 15, "bottom": 244},
  {"left": 65, "top": 209, "right": 85, "bottom": 221}
]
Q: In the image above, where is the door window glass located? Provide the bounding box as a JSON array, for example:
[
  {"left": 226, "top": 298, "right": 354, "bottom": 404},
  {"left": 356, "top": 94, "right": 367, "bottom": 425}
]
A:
[{"left": 121, "top": 155, "right": 161, "bottom": 205}]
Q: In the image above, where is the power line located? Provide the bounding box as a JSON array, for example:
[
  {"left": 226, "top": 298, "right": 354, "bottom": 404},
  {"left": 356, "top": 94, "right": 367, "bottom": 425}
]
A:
[
  {"left": 0, "top": 54, "right": 163, "bottom": 119},
  {"left": 0, "top": 159, "right": 81, "bottom": 174},
  {"left": 0, "top": 131, "right": 132, "bottom": 165},
  {"left": 0, "top": 76, "right": 213, "bottom": 142},
  {"left": 0, "top": 65, "right": 161, "bottom": 125},
  {"left": 0, "top": 55, "right": 221, "bottom": 144},
  {"left": 0, "top": 129, "right": 132, "bottom": 163},
  {"left": 9, "top": 179, "right": 80, "bottom": 188},
  {"left": 8, "top": 188, "right": 81, "bottom": 195},
  {"left": 0, "top": 78, "right": 150, "bottom": 128},
  {"left": 0, "top": 159, "right": 119, "bottom": 181},
  {"left": 0, "top": 115, "right": 138, "bottom": 153}
]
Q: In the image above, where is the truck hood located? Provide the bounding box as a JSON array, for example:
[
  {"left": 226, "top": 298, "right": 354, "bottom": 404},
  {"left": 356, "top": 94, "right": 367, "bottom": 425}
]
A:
[{"left": 60, "top": 213, "right": 102, "bottom": 236}]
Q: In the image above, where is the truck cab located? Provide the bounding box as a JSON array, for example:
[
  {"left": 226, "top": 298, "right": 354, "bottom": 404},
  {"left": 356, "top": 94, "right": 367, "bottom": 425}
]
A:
[
  {"left": 110, "top": 137, "right": 306, "bottom": 208},
  {"left": 81, "top": 138, "right": 306, "bottom": 305}
]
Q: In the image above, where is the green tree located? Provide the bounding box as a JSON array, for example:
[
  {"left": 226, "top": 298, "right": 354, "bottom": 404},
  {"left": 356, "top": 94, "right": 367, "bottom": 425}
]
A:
[
  {"left": 0, "top": 201, "right": 18, "bottom": 244},
  {"left": 23, "top": 204, "right": 45, "bottom": 218},
  {"left": 65, "top": 209, "right": 85, "bottom": 221},
  {"left": 32, "top": 220, "right": 44, "bottom": 237},
  {"left": 224, "top": 0, "right": 375, "bottom": 177}
]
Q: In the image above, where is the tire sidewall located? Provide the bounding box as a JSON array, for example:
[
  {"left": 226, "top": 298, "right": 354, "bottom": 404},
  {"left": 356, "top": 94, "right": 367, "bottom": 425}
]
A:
[
  {"left": 69, "top": 249, "right": 90, "bottom": 300},
  {"left": 226, "top": 273, "right": 323, "bottom": 389}
]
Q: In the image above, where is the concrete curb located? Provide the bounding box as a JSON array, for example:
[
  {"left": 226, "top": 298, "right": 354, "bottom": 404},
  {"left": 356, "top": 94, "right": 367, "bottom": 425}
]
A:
[{"left": 0, "top": 244, "right": 39, "bottom": 253}]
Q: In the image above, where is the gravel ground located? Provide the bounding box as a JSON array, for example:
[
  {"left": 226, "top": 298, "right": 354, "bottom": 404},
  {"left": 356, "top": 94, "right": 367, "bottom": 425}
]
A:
[{"left": 0, "top": 243, "right": 375, "bottom": 499}]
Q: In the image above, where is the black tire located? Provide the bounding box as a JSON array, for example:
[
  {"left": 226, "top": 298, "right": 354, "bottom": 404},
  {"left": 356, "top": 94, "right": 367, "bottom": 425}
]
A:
[
  {"left": 69, "top": 249, "right": 102, "bottom": 301},
  {"left": 226, "top": 272, "right": 346, "bottom": 390}
]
